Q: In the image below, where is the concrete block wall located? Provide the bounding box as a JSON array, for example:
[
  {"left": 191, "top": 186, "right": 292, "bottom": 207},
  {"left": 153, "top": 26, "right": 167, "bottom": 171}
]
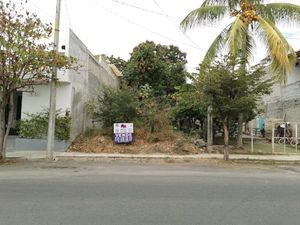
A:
[
  {"left": 67, "top": 30, "right": 120, "bottom": 140},
  {"left": 261, "top": 65, "right": 300, "bottom": 134}
]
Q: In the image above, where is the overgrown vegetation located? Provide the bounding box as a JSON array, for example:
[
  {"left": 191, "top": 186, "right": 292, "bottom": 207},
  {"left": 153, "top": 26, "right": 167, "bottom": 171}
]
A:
[
  {"left": 87, "top": 41, "right": 189, "bottom": 138},
  {"left": 19, "top": 110, "right": 71, "bottom": 140},
  {"left": 171, "top": 83, "right": 206, "bottom": 135},
  {"left": 197, "top": 55, "right": 273, "bottom": 159},
  {"left": 83, "top": 38, "right": 277, "bottom": 159},
  {"left": 87, "top": 84, "right": 172, "bottom": 137},
  {"left": 87, "top": 86, "right": 139, "bottom": 128}
]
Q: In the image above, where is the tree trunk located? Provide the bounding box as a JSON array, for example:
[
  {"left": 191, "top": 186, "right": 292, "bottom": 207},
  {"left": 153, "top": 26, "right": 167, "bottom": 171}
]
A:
[
  {"left": 207, "top": 105, "right": 213, "bottom": 152},
  {"left": 3, "top": 92, "right": 15, "bottom": 159},
  {"left": 0, "top": 105, "right": 6, "bottom": 160},
  {"left": 236, "top": 113, "right": 243, "bottom": 148},
  {"left": 223, "top": 116, "right": 229, "bottom": 160}
]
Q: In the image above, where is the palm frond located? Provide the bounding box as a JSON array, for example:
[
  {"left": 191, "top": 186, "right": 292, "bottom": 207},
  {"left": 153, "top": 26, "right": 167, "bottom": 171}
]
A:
[
  {"left": 265, "top": 3, "right": 300, "bottom": 24},
  {"left": 180, "top": 5, "right": 228, "bottom": 30},
  {"left": 202, "top": 0, "right": 264, "bottom": 9},
  {"left": 201, "top": 23, "right": 232, "bottom": 66},
  {"left": 227, "top": 15, "right": 249, "bottom": 59},
  {"left": 242, "top": 29, "right": 256, "bottom": 62},
  {"left": 256, "top": 16, "right": 296, "bottom": 83},
  {"left": 255, "top": 4, "right": 275, "bottom": 23}
]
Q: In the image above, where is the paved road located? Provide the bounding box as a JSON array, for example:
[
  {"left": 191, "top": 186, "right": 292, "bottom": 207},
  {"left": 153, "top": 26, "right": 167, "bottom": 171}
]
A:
[{"left": 1, "top": 159, "right": 300, "bottom": 225}]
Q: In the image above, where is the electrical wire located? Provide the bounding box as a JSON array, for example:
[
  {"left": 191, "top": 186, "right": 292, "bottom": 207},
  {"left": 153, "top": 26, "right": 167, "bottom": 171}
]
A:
[
  {"left": 151, "top": 0, "right": 205, "bottom": 51},
  {"left": 29, "top": 1, "right": 54, "bottom": 21},
  {"left": 104, "top": 0, "right": 222, "bottom": 30},
  {"left": 89, "top": 0, "right": 206, "bottom": 50},
  {"left": 110, "top": 0, "right": 179, "bottom": 19}
]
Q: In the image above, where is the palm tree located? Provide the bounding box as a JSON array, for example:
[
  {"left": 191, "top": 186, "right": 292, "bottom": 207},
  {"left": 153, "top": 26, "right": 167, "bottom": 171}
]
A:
[
  {"left": 181, "top": 0, "right": 300, "bottom": 81},
  {"left": 181, "top": 0, "right": 300, "bottom": 156}
]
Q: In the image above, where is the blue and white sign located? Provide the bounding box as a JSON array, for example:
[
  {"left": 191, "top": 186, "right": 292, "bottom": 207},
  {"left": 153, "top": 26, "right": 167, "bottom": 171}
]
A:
[{"left": 113, "top": 123, "right": 134, "bottom": 144}]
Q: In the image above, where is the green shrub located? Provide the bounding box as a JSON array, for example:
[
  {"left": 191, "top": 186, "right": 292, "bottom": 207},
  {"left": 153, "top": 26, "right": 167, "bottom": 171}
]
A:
[
  {"left": 87, "top": 86, "right": 139, "bottom": 128},
  {"left": 87, "top": 84, "right": 173, "bottom": 134},
  {"left": 19, "top": 110, "right": 71, "bottom": 140}
]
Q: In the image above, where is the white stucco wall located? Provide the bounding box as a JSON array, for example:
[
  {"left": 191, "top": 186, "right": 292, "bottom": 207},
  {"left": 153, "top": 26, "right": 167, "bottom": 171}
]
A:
[
  {"left": 21, "top": 84, "right": 71, "bottom": 118},
  {"left": 21, "top": 29, "right": 120, "bottom": 141}
]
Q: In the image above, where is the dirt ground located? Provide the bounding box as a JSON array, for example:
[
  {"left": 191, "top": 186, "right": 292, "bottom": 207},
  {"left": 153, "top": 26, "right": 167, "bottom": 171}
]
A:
[{"left": 68, "top": 129, "right": 201, "bottom": 155}]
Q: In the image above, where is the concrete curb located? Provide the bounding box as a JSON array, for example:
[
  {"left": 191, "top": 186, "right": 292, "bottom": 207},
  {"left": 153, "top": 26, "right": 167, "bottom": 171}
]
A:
[{"left": 6, "top": 151, "right": 300, "bottom": 162}]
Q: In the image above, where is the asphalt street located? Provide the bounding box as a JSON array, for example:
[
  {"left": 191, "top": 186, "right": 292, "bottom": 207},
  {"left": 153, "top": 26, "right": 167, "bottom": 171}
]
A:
[{"left": 0, "top": 159, "right": 300, "bottom": 225}]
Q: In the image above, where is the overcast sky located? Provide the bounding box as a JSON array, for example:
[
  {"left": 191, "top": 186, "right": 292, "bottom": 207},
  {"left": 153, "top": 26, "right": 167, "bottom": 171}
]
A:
[{"left": 21, "top": 0, "right": 300, "bottom": 72}]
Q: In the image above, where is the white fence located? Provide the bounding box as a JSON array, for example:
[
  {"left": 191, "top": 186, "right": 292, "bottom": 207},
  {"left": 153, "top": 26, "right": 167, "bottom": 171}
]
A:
[
  {"left": 248, "top": 121, "right": 299, "bottom": 154},
  {"left": 271, "top": 122, "right": 299, "bottom": 154}
]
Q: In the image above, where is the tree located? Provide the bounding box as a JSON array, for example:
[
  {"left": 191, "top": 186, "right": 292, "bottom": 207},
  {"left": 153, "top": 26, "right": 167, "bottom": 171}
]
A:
[
  {"left": 86, "top": 86, "right": 139, "bottom": 128},
  {"left": 104, "top": 54, "right": 127, "bottom": 74},
  {"left": 198, "top": 55, "right": 272, "bottom": 160},
  {"left": 171, "top": 83, "right": 206, "bottom": 134},
  {"left": 0, "top": 1, "right": 74, "bottom": 160},
  {"left": 181, "top": 0, "right": 300, "bottom": 82},
  {"left": 124, "top": 41, "right": 187, "bottom": 98},
  {"left": 181, "top": 0, "right": 300, "bottom": 148}
]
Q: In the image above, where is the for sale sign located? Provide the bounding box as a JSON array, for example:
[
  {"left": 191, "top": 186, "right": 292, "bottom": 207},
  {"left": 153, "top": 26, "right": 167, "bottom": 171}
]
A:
[{"left": 113, "top": 123, "right": 134, "bottom": 144}]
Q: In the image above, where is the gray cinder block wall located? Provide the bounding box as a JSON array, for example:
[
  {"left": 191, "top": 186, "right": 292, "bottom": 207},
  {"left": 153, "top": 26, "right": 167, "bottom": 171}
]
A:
[
  {"left": 67, "top": 30, "right": 120, "bottom": 141},
  {"left": 261, "top": 63, "right": 300, "bottom": 135}
]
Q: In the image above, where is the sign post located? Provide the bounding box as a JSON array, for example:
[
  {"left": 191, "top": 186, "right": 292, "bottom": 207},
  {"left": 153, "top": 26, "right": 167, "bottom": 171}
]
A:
[{"left": 113, "top": 123, "right": 134, "bottom": 144}]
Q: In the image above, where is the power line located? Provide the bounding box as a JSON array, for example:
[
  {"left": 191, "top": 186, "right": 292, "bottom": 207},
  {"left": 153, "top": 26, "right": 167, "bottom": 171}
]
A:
[
  {"left": 109, "top": 0, "right": 179, "bottom": 20},
  {"left": 151, "top": 0, "right": 205, "bottom": 51},
  {"left": 89, "top": 0, "right": 206, "bottom": 50},
  {"left": 105, "top": 0, "right": 222, "bottom": 30},
  {"left": 29, "top": 2, "right": 54, "bottom": 20}
]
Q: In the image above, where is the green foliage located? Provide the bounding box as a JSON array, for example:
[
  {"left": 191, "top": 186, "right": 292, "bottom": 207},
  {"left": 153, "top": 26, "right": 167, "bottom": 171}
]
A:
[
  {"left": 198, "top": 55, "right": 273, "bottom": 120},
  {"left": 104, "top": 54, "right": 127, "bottom": 73},
  {"left": 87, "top": 84, "right": 172, "bottom": 134},
  {"left": 87, "top": 86, "right": 139, "bottom": 128},
  {"left": 137, "top": 84, "right": 171, "bottom": 133},
  {"left": 171, "top": 83, "right": 206, "bottom": 121},
  {"left": 0, "top": 1, "right": 75, "bottom": 94},
  {"left": 124, "top": 41, "right": 187, "bottom": 98},
  {"left": 171, "top": 83, "right": 207, "bottom": 133},
  {"left": 19, "top": 110, "right": 71, "bottom": 140}
]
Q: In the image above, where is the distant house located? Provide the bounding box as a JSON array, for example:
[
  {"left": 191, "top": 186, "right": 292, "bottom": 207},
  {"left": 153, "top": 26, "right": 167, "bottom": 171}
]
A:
[
  {"left": 260, "top": 50, "right": 300, "bottom": 132},
  {"left": 15, "top": 29, "right": 121, "bottom": 141}
]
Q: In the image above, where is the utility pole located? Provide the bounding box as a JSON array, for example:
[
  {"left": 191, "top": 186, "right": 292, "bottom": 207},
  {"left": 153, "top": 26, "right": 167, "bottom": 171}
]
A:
[
  {"left": 207, "top": 105, "right": 213, "bottom": 152},
  {"left": 47, "top": 0, "right": 62, "bottom": 160}
]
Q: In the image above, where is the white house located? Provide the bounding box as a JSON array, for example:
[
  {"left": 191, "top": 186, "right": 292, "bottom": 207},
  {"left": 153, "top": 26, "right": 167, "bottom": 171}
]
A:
[
  {"left": 18, "top": 29, "right": 121, "bottom": 141},
  {"left": 260, "top": 51, "right": 300, "bottom": 132}
]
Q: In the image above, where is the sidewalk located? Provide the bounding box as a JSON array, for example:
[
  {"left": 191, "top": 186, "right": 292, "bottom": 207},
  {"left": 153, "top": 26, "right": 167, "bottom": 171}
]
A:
[{"left": 6, "top": 151, "right": 300, "bottom": 162}]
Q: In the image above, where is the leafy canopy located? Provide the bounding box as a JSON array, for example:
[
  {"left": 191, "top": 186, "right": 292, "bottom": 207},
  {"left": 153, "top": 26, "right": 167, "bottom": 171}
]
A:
[
  {"left": 124, "top": 41, "right": 188, "bottom": 97},
  {"left": 0, "top": 0, "right": 75, "bottom": 101},
  {"left": 197, "top": 55, "right": 273, "bottom": 120}
]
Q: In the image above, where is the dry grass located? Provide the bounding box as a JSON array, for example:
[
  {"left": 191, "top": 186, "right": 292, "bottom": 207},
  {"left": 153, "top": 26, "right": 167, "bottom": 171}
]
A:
[{"left": 68, "top": 127, "right": 200, "bottom": 155}]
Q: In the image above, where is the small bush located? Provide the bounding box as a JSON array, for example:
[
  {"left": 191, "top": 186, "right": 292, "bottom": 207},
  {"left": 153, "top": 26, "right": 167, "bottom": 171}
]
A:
[
  {"left": 19, "top": 110, "right": 71, "bottom": 140},
  {"left": 87, "top": 86, "right": 139, "bottom": 128}
]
